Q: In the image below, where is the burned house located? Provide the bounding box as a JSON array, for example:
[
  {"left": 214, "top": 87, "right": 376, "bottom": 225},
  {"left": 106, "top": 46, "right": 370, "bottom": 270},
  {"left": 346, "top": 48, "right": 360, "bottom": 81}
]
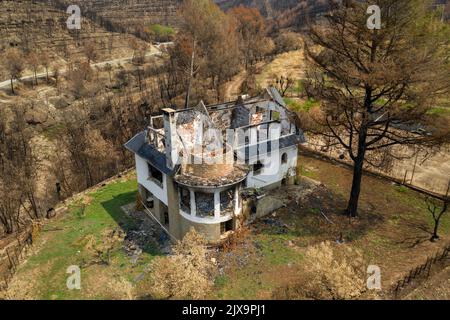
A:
[{"left": 125, "top": 87, "right": 306, "bottom": 242}]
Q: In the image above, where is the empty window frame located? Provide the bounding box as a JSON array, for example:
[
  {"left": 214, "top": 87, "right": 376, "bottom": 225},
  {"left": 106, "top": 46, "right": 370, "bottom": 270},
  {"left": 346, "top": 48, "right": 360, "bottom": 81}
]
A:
[
  {"left": 195, "top": 192, "right": 215, "bottom": 218},
  {"left": 220, "top": 219, "right": 234, "bottom": 234},
  {"left": 148, "top": 163, "right": 163, "bottom": 186},
  {"left": 253, "top": 161, "right": 264, "bottom": 176},
  {"left": 281, "top": 153, "right": 288, "bottom": 164},
  {"left": 179, "top": 187, "right": 191, "bottom": 214}
]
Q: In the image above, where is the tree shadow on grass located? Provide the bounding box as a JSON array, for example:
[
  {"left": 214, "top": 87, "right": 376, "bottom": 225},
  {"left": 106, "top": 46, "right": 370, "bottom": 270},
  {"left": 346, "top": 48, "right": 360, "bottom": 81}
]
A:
[
  {"left": 100, "top": 191, "right": 138, "bottom": 230},
  {"left": 100, "top": 191, "right": 164, "bottom": 256},
  {"left": 391, "top": 219, "right": 433, "bottom": 248},
  {"left": 254, "top": 184, "right": 384, "bottom": 244}
]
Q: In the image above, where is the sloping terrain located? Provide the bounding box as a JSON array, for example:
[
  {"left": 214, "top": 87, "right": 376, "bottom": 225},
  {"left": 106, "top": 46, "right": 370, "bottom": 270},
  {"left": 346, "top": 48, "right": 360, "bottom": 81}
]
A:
[
  {"left": 216, "top": 0, "right": 301, "bottom": 18},
  {"left": 50, "top": 0, "right": 182, "bottom": 34},
  {"left": 3, "top": 155, "right": 449, "bottom": 299},
  {"left": 0, "top": 0, "right": 151, "bottom": 79},
  {"left": 217, "top": 0, "right": 450, "bottom": 29}
]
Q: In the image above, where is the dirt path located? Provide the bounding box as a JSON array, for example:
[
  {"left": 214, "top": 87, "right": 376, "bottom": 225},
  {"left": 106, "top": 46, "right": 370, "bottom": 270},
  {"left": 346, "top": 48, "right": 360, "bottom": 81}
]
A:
[{"left": 223, "top": 70, "right": 246, "bottom": 101}]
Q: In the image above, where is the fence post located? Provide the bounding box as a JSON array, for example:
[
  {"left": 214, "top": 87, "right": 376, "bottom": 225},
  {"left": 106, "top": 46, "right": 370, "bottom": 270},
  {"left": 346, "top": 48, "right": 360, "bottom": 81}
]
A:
[
  {"left": 403, "top": 170, "right": 408, "bottom": 184},
  {"left": 410, "top": 151, "right": 419, "bottom": 184}
]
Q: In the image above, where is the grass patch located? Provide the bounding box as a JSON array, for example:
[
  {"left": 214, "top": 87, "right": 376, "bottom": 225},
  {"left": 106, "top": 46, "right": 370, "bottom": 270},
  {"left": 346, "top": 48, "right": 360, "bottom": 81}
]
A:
[
  {"left": 395, "top": 185, "right": 409, "bottom": 193},
  {"left": 284, "top": 97, "right": 318, "bottom": 113},
  {"left": 286, "top": 80, "right": 305, "bottom": 96},
  {"left": 298, "top": 165, "right": 317, "bottom": 179},
  {"left": 254, "top": 234, "right": 302, "bottom": 266},
  {"left": 12, "top": 175, "right": 160, "bottom": 300},
  {"left": 427, "top": 106, "right": 450, "bottom": 116},
  {"left": 148, "top": 24, "right": 175, "bottom": 37}
]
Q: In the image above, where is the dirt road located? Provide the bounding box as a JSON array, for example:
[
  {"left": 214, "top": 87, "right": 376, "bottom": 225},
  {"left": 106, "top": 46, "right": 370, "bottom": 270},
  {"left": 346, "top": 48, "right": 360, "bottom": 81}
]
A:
[{"left": 0, "top": 42, "right": 172, "bottom": 91}]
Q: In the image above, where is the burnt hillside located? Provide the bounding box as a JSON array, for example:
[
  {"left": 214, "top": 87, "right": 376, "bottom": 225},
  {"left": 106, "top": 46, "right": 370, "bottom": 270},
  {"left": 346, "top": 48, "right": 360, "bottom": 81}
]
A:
[
  {"left": 48, "top": 0, "right": 182, "bottom": 36},
  {"left": 216, "top": 0, "right": 301, "bottom": 18},
  {"left": 218, "top": 0, "right": 450, "bottom": 29},
  {"left": 0, "top": 0, "right": 123, "bottom": 54}
]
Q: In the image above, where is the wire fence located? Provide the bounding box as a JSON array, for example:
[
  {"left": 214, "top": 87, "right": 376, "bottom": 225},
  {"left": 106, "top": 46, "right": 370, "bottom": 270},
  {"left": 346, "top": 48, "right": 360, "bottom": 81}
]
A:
[
  {"left": 391, "top": 243, "right": 450, "bottom": 298},
  {"left": 0, "top": 226, "right": 36, "bottom": 292}
]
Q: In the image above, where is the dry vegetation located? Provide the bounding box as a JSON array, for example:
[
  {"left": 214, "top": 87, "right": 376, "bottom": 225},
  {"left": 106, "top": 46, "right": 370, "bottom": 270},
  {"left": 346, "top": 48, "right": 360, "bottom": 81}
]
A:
[
  {"left": 1, "top": 0, "right": 449, "bottom": 301},
  {"left": 137, "top": 228, "right": 215, "bottom": 300}
]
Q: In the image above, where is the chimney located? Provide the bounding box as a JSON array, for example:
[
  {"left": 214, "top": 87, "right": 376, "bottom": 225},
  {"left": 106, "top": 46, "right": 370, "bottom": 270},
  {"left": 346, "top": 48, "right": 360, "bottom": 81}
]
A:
[{"left": 162, "top": 108, "right": 178, "bottom": 170}]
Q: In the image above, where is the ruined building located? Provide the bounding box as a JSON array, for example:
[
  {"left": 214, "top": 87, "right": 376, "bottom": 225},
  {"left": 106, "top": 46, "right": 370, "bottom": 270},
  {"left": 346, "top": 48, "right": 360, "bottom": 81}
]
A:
[{"left": 125, "top": 87, "right": 306, "bottom": 242}]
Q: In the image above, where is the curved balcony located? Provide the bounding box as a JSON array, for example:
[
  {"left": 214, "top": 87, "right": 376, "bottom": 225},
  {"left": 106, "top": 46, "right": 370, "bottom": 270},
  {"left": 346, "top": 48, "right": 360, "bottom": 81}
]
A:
[{"left": 177, "top": 182, "right": 243, "bottom": 225}]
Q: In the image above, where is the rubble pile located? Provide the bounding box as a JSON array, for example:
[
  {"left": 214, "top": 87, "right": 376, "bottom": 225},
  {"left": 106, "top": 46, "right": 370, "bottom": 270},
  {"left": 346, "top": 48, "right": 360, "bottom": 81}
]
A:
[{"left": 120, "top": 208, "right": 171, "bottom": 263}]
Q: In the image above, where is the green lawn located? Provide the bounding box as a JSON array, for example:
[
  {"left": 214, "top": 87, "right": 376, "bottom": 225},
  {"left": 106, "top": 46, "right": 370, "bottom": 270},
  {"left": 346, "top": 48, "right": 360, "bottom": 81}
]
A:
[
  {"left": 284, "top": 97, "right": 319, "bottom": 113},
  {"left": 10, "top": 174, "right": 159, "bottom": 300}
]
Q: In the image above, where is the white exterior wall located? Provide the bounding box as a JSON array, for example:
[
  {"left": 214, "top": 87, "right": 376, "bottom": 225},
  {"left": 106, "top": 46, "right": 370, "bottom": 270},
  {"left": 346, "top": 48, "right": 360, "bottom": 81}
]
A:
[
  {"left": 246, "top": 145, "right": 298, "bottom": 189},
  {"left": 135, "top": 154, "right": 168, "bottom": 205}
]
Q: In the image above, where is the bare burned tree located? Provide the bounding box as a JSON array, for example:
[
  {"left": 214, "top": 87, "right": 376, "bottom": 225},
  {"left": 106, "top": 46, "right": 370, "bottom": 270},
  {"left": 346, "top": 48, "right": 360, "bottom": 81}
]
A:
[
  {"left": 2, "top": 48, "right": 25, "bottom": 94},
  {"left": 0, "top": 106, "right": 40, "bottom": 234},
  {"left": 304, "top": 0, "right": 450, "bottom": 217},
  {"left": 426, "top": 183, "right": 449, "bottom": 242},
  {"left": 83, "top": 41, "right": 98, "bottom": 64},
  {"left": 27, "top": 51, "right": 40, "bottom": 86},
  {"left": 40, "top": 51, "right": 51, "bottom": 84},
  {"left": 272, "top": 75, "right": 295, "bottom": 97}
]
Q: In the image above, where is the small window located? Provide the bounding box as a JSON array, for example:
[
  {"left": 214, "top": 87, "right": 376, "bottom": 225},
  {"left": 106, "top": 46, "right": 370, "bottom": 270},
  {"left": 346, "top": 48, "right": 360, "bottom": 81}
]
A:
[
  {"left": 220, "top": 219, "right": 234, "bottom": 234},
  {"left": 163, "top": 211, "right": 169, "bottom": 225},
  {"left": 282, "top": 153, "right": 288, "bottom": 164},
  {"left": 253, "top": 161, "right": 264, "bottom": 176},
  {"left": 180, "top": 188, "right": 191, "bottom": 214},
  {"left": 148, "top": 163, "right": 163, "bottom": 185}
]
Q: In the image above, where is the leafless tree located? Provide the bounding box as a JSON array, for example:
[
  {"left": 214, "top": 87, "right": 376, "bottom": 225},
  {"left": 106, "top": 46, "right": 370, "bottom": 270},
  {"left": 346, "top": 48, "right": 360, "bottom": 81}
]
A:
[
  {"left": 2, "top": 48, "right": 25, "bottom": 94},
  {"left": 27, "top": 52, "right": 41, "bottom": 86},
  {"left": 426, "top": 183, "right": 449, "bottom": 242},
  {"left": 272, "top": 75, "right": 295, "bottom": 97},
  {"left": 304, "top": 0, "right": 450, "bottom": 217},
  {"left": 0, "top": 106, "right": 40, "bottom": 234},
  {"left": 41, "top": 51, "right": 51, "bottom": 83}
]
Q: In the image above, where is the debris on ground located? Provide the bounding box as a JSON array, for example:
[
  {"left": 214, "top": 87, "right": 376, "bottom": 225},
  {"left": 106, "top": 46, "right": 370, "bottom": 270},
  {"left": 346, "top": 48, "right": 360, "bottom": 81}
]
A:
[{"left": 120, "top": 203, "right": 172, "bottom": 263}]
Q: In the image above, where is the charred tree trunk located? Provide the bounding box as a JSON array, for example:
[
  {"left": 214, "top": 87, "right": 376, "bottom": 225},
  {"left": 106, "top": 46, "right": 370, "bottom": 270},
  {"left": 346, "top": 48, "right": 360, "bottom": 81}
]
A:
[
  {"left": 431, "top": 221, "right": 440, "bottom": 241},
  {"left": 346, "top": 125, "right": 368, "bottom": 218}
]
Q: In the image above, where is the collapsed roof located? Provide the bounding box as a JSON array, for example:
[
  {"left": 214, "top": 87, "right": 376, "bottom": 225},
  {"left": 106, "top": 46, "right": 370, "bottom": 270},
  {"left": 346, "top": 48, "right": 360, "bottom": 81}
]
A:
[{"left": 125, "top": 87, "right": 306, "bottom": 182}]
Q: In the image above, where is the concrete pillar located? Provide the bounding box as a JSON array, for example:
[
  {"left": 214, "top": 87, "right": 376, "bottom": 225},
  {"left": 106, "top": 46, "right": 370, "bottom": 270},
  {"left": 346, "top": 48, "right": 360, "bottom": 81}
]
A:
[
  {"left": 214, "top": 191, "right": 221, "bottom": 218},
  {"left": 190, "top": 190, "right": 196, "bottom": 216},
  {"left": 250, "top": 127, "right": 258, "bottom": 145},
  {"left": 234, "top": 185, "right": 239, "bottom": 215},
  {"left": 153, "top": 198, "right": 164, "bottom": 222},
  {"left": 137, "top": 184, "right": 147, "bottom": 201},
  {"left": 162, "top": 108, "right": 178, "bottom": 170},
  {"left": 166, "top": 175, "right": 181, "bottom": 240}
]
